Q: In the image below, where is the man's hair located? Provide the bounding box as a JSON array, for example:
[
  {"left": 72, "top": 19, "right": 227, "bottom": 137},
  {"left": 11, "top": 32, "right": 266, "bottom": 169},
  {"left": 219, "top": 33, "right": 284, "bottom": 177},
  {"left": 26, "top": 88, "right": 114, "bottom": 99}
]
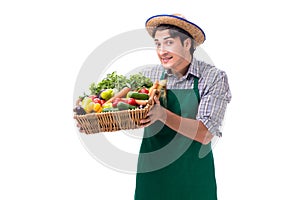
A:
[{"left": 152, "top": 24, "right": 195, "bottom": 55}]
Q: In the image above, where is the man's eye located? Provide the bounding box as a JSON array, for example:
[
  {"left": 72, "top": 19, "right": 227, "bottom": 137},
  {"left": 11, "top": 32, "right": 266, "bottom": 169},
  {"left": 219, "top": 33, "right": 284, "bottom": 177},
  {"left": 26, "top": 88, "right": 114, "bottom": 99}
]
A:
[
  {"left": 166, "top": 40, "right": 173, "bottom": 45},
  {"left": 155, "top": 43, "right": 161, "bottom": 48}
]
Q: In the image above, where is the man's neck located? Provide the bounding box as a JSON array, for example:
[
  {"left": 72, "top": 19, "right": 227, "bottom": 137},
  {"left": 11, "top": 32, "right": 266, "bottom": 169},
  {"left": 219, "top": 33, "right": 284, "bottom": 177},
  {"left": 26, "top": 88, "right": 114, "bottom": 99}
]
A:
[{"left": 171, "top": 56, "right": 192, "bottom": 78}]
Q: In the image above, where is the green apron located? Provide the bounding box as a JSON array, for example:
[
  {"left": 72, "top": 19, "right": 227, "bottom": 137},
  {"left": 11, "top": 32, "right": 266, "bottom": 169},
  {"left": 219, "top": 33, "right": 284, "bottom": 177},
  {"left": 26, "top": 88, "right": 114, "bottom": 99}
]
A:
[{"left": 135, "top": 74, "right": 217, "bottom": 200}]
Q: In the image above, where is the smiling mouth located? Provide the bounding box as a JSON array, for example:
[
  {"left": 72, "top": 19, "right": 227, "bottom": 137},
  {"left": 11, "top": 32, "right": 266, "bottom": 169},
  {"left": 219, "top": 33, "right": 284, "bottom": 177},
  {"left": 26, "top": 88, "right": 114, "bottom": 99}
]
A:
[{"left": 161, "top": 57, "right": 172, "bottom": 64}]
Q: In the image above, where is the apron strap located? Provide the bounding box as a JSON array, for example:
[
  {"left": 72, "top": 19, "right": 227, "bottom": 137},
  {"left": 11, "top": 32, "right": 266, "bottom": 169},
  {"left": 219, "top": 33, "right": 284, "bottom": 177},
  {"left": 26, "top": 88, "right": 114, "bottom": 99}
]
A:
[
  {"left": 160, "top": 70, "right": 166, "bottom": 80},
  {"left": 193, "top": 76, "right": 200, "bottom": 102}
]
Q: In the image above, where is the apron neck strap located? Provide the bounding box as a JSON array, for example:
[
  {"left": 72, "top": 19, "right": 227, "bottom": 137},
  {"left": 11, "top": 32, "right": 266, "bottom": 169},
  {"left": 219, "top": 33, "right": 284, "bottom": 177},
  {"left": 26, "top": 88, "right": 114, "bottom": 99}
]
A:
[
  {"left": 160, "top": 70, "right": 166, "bottom": 80},
  {"left": 193, "top": 76, "right": 200, "bottom": 101}
]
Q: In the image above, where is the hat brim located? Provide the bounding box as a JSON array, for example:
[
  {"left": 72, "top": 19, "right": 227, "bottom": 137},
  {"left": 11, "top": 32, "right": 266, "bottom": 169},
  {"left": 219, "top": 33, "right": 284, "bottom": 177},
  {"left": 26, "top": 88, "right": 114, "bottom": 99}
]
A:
[{"left": 145, "top": 14, "right": 206, "bottom": 46}]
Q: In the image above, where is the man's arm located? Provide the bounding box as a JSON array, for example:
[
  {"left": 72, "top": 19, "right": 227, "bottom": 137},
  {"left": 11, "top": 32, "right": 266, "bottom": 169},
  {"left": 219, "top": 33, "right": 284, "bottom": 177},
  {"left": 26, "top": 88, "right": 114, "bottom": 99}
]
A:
[
  {"left": 140, "top": 96, "right": 214, "bottom": 144},
  {"left": 141, "top": 68, "right": 231, "bottom": 144}
]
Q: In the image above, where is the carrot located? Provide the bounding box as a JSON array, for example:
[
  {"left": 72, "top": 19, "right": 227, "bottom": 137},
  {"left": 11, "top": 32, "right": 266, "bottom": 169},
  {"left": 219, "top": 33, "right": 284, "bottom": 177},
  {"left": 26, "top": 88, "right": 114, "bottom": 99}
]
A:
[
  {"left": 149, "top": 80, "right": 159, "bottom": 97},
  {"left": 106, "top": 87, "right": 131, "bottom": 104}
]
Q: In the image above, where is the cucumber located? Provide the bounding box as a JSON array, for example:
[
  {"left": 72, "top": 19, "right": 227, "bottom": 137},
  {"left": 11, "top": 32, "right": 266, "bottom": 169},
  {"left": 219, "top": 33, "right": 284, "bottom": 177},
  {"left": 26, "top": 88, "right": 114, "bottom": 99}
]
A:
[
  {"left": 117, "top": 102, "right": 137, "bottom": 110},
  {"left": 102, "top": 107, "right": 119, "bottom": 112},
  {"left": 127, "top": 92, "right": 149, "bottom": 100}
]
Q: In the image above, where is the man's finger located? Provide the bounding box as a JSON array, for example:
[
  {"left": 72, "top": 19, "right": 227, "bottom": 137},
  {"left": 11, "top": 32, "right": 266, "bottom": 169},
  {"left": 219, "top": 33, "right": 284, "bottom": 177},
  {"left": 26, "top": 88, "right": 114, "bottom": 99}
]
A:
[{"left": 154, "top": 96, "right": 160, "bottom": 104}]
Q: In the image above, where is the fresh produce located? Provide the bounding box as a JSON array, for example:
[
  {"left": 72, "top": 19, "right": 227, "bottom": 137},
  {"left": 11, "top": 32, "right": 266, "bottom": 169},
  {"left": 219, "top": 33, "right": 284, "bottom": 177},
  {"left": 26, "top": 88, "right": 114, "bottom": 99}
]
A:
[
  {"left": 100, "top": 89, "right": 114, "bottom": 100},
  {"left": 134, "top": 99, "right": 148, "bottom": 106},
  {"left": 158, "top": 79, "right": 167, "bottom": 106},
  {"left": 111, "top": 97, "right": 136, "bottom": 107},
  {"left": 158, "top": 79, "right": 167, "bottom": 90},
  {"left": 93, "top": 98, "right": 102, "bottom": 104},
  {"left": 81, "top": 97, "right": 93, "bottom": 113},
  {"left": 89, "top": 95, "right": 98, "bottom": 101},
  {"left": 89, "top": 71, "right": 152, "bottom": 96},
  {"left": 74, "top": 72, "right": 157, "bottom": 115},
  {"left": 73, "top": 106, "right": 86, "bottom": 115},
  {"left": 85, "top": 101, "right": 95, "bottom": 113},
  {"left": 99, "top": 99, "right": 106, "bottom": 105},
  {"left": 102, "top": 102, "right": 113, "bottom": 109},
  {"left": 127, "top": 73, "right": 153, "bottom": 91},
  {"left": 149, "top": 80, "right": 159, "bottom": 97},
  {"left": 106, "top": 87, "right": 131, "bottom": 104},
  {"left": 89, "top": 72, "right": 128, "bottom": 95},
  {"left": 112, "top": 98, "right": 121, "bottom": 108},
  {"left": 139, "top": 87, "right": 149, "bottom": 94},
  {"left": 102, "top": 107, "right": 119, "bottom": 112},
  {"left": 127, "top": 91, "right": 149, "bottom": 100},
  {"left": 117, "top": 102, "right": 137, "bottom": 110},
  {"left": 127, "top": 98, "right": 137, "bottom": 106},
  {"left": 93, "top": 103, "right": 102, "bottom": 113}
]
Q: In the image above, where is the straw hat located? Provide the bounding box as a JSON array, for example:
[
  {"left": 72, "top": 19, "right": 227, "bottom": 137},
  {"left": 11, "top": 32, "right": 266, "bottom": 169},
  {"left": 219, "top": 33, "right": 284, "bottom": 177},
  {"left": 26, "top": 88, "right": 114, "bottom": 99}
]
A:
[{"left": 145, "top": 14, "right": 206, "bottom": 46}]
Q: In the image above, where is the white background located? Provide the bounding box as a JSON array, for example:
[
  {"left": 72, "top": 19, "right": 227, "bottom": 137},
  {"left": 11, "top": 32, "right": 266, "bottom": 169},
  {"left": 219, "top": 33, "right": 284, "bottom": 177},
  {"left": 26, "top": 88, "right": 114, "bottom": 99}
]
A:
[{"left": 1, "top": 0, "right": 300, "bottom": 199}]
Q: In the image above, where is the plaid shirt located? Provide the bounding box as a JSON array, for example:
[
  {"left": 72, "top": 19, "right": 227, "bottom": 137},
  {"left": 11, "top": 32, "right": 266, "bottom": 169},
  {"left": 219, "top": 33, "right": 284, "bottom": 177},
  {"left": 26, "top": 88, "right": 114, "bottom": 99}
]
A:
[{"left": 141, "top": 58, "right": 232, "bottom": 137}]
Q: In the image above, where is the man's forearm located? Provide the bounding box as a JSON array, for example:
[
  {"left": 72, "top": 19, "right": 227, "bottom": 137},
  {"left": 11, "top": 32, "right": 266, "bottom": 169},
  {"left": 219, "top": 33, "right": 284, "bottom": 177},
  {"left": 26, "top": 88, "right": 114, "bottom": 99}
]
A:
[{"left": 159, "top": 107, "right": 213, "bottom": 144}]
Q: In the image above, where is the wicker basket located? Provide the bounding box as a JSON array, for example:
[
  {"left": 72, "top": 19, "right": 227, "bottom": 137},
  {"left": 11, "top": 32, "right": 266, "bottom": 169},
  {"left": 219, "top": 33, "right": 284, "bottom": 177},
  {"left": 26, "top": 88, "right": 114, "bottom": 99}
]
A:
[{"left": 74, "top": 90, "right": 158, "bottom": 134}]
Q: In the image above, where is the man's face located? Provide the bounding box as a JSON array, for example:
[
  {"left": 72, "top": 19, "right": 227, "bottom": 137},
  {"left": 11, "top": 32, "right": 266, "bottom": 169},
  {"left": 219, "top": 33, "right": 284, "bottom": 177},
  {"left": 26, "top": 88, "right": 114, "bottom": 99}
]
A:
[{"left": 154, "top": 29, "right": 191, "bottom": 74}]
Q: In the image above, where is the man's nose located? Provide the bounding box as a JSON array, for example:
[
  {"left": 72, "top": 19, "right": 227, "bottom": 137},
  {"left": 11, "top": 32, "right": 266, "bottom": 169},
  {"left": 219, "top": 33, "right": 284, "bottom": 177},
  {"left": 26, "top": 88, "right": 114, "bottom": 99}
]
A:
[{"left": 157, "top": 45, "right": 168, "bottom": 55}]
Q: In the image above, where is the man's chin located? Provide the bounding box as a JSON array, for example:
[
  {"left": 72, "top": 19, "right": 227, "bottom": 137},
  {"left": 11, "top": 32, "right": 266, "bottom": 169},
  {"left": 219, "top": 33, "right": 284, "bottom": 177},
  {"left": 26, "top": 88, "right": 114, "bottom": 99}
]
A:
[{"left": 161, "top": 63, "right": 172, "bottom": 69}]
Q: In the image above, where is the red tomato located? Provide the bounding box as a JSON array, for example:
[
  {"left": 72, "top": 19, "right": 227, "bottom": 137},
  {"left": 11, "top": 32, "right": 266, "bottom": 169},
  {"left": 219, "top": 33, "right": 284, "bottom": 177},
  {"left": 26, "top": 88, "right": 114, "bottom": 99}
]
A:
[
  {"left": 93, "top": 98, "right": 102, "bottom": 104},
  {"left": 127, "top": 98, "right": 137, "bottom": 106},
  {"left": 100, "top": 99, "right": 106, "bottom": 105},
  {"left": 139, "top": 87, "right": 149, "bottom": 94}
]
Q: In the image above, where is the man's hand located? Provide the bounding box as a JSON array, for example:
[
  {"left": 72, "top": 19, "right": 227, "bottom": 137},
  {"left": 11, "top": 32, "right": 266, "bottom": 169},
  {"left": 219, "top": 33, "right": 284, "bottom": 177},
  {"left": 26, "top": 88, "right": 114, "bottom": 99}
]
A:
[
  {"left": 140, "top": 96, "right": 167, "bottom": 127},
  {"left": 139, "top": 96, "right": 214, "bottom": 144}
]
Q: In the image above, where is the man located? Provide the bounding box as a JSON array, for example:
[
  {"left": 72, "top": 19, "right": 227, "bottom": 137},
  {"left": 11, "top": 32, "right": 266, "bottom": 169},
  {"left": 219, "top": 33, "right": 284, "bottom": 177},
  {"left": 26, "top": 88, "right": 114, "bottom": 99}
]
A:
[{"left": 134, "top": 14, "right": 231, "bottom": 200}]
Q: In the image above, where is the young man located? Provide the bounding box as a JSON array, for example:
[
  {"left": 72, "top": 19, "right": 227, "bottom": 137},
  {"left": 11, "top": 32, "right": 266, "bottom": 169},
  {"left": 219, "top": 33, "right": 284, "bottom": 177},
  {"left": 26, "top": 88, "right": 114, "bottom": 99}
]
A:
[{"left": 135, "top": 14, "right": 232, "bottom": 200}]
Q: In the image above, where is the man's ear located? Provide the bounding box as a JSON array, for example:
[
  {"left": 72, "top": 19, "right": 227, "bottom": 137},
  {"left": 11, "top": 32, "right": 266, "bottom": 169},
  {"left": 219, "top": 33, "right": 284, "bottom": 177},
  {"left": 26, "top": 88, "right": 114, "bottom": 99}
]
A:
[{"left": 184, "top": 38, "right": 192, "bottom": 50}]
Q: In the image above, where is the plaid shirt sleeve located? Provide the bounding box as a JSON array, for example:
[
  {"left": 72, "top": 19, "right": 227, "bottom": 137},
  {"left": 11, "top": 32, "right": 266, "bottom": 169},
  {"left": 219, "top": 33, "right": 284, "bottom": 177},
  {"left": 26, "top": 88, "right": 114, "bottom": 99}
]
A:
[
  {"left": 140, "top": 65, "right": 164, "bottom": 83},
  {"left": 196, "top": 66, "right": 232, "bottom": 137}
]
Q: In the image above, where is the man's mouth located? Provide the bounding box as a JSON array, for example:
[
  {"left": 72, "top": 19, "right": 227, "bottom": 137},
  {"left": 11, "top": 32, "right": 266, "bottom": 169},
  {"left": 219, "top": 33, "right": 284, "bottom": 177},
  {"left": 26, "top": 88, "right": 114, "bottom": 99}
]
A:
[{"left": 161, "top": 56, "right": 172, "bottom": 64}]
